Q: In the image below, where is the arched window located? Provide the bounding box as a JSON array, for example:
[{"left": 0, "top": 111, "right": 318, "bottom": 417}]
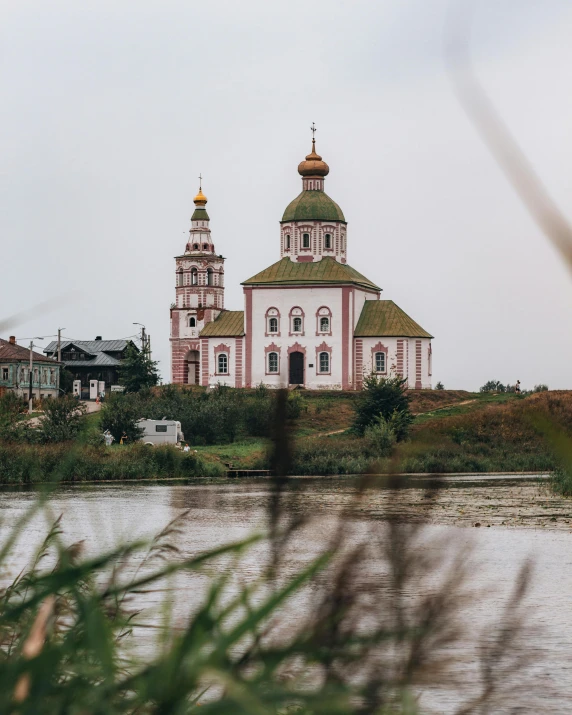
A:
[
  {"left": 217, "top": 353, "right": 228, "bottom": 374},
  {"left": 318, "top": 352, "right": 330, "bottom": 373},
  {"left": 319, "top": 316, "right": 330, "bottom": 333},
  {"left": 302, "top": 232, "right": 310, "bottom": 248},
  {"left": 324, "top": 233, "right": 332, "bottom": 249},
  {"left": 191, "top": 268, "right": 198, "bottom": 285},
  {"left": 268, "top": 317, "right": 278, "bottom": 333},
  {"left": 268, "top": 352, "right": 279, "bottom": 373},
  {"left": 207, "top": 268, "right": 214, "bottom": 286},
  {"left": 293, "top": 316, "right": 302, "bottom": 333},
  {"left": 193, "top": 243, "right": 199, "bottom": 250},
  {"left": 189, "top": 317, "right": 196, "bottom": 327},
  {"left": 285, "top": 234, "right": 291, "bottom": 249},
  {"left": 374, "top": 352, "right": 386, "bottom": 373},
  {"left": 176, "top": 270, "right": 183, "bottom": 287},
  {"left": 203, "top": 243, "right": 208, "bottom": 250}
]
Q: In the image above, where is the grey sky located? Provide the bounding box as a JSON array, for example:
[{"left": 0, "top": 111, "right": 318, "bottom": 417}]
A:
[{"left": 3, "top": 0, "right": 572, "bottom": 390}]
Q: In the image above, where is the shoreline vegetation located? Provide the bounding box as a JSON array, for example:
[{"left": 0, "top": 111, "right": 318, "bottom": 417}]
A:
[{"left": 0, "top": 386, "right": 571, "bottom": 487}]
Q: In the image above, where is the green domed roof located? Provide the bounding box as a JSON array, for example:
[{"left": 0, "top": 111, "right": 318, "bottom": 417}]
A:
[{"left": 281, "top": 190, "right": 345, "bottom": 223}]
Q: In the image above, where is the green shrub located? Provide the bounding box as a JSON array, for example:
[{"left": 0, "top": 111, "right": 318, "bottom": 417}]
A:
[
  {"left": 353, "top": 375, "right": 412, "bottom": 440},
  {"left": 364, "top": 414, "right": 397, "bottom": 456},
  {"left": 40, "top": 395, "right": 86, "bottom": 443}
]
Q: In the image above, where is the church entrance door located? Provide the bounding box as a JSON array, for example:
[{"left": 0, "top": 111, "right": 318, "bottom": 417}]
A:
[
  {"left": 289, "top": 352, "right": 304, "bottom": 385},
  {"left": 186, "top": 350, "right": 200, "bottom": 385}
]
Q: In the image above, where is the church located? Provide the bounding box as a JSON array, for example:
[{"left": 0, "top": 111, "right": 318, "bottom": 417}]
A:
[{"left": 170, "top": 135, "right": 433, "bottom": 390}]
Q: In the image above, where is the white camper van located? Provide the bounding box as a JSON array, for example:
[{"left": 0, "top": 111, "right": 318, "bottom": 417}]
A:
[{"left": 137, "top": 419, "right": 184, "bottom": 446}]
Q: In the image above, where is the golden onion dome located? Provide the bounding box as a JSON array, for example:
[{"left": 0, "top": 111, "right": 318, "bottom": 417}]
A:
[
  {"left": 298, "top": 139, "right": 330, "bottom": 177},
  {"left": 193, "top": 186, "right": 207, "bottom": 206}
]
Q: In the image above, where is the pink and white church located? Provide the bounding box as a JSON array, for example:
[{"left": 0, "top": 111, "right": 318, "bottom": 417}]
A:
[{"left": 170, "top": 138, "right": 433, "bottom": 390}]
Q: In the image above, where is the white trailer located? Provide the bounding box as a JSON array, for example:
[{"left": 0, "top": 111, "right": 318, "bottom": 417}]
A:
[{"left": 137, "top": 419, "right": 184, "bottom": 446}]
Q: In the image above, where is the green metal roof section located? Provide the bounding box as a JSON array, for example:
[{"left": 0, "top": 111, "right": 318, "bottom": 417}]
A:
[
  {"left": 281, "top": 190, "right": 345, "bottom": 223},
  {"left": 242, "top": 256, "right": 380, "bottom": 291},
  {"left": 354, "top": 300, "right": 433, "bottom": 338},
  {"left": 191, "top": 208, "right": 210, "bottom": 221},
  {"left": 199, "top": 311, "right": 245, "bottom": 337}
]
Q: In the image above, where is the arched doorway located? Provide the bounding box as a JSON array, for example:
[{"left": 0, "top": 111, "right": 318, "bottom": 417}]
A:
[
  {"left": 289, "top": 351, "right": 304, "bottom": 385},
  {"left": 185, "top": 350, "right": 200, "bottom": 385}
]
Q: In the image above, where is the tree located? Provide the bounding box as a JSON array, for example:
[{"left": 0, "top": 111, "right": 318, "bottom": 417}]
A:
[
  {"left": 435, "top": 381, "right": 445, "bottom": 390},
  {"left": 40, "top": 395, "right": 86, "bottom": 442},
  {"left": 480, "top": 380, "right": 506, "bottom": 393},
  {"left": 533, "top": 384, "right": 549, "bottom": 393},
  {"left": 352, "top": 375, "right": 412, "bottom": 441},
  {"left": 59, "top": 368, "right": 75, "bottom": 394},
  {"left": 118, "top": 344, "right": 160, "bottom": 393},
  {"left": 99, "top": 393, "right": 144, "bottom": 443}
]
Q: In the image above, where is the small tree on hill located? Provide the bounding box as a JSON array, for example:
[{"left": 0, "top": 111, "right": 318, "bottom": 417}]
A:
[
  {"left": 435, "top": 381, "right": 445, "bottom": 390},
  {"left": 353, "top": 375, "right": 413, "bottom": 441},
  {"left": 40, "top": 395, "right": 86, "bottom": 443},
  {"left": 119, "top": 344, "right": 160, "bottom": 393},
  {"left": 480, "top": 380, "right": 506, "bottom": 393},
  {"left": 533, "top": 384, "right": 549, "bottom": 393}
]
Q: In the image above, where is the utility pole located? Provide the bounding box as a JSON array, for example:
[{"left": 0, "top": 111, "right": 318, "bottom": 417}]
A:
[
  {"left": 56, "top": 327, "right": 64, "bottom": 396},
  {"left": 141, "top": 326, "right": 147, "bottom": 355},
  {"left": 28, "top": 341, "right": 34, "bottom": 414}
]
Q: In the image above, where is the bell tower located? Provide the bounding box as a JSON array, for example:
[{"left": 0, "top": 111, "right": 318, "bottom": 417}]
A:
[{"left": 170, "top": 181, "right": 225, "bottom": 384}]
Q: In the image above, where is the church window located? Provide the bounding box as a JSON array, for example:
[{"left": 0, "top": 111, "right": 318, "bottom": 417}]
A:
[
  {"left": 207, "top": 268, "right": 214, "bottom": 286},
  {"left": 292, "top": 317, "right": 302, "bottom": 333},
  {"left": 193, "top": 244, "right": 199, "bottom": 250},
  {"left": 203, "top": 244, "right": 208, "bottom": 250},
  {"left": 268, "top": 317, "right": 278, "bottom": 333},
  {"left": 324, "top": 233, "right": 332, "bottom": 249},
  {"left": 374, "top": 352, "right": 386, "bottom": 373},
  {"left": 191, "top": 268, "right": 198, "bottom": 285},
  {"left": 302, "top": 232, "right": 310, "bottom": 248},
  {"left": 217, "top": 353, "right": 228, "bottom": 374},
  {"left": 285, "top": 234, "right": 291, "bottom": 249},
  {"left": 268, "top": 352, "right": 279, "bottom": 373},
  {"left": 319, "top": 352, "right": 330, "bottom": 373},
  {"left": 319, "top": 316, "right": 330, "bottom": 333},
  {"left": 176, "top": 270, "right": 183, "bottom": 287},
  {"left": 189, "top": 317, "right": 196, "bottom": 327}
]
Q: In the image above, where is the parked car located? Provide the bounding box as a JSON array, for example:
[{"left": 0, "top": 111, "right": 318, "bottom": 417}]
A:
[{"left": 137, "top": 419, "right": 184, "bottom": 446}]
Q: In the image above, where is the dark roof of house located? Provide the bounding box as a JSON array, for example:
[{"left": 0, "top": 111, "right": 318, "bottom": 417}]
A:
[
  {"left": 281, "top": 190, "right": 346, "bottom": 222},
  {"left": 43, "top": 339, "right": 137, "bottom": 367},
  {"left": 0, "top": 338, "right": 59, "bottom": 364},
  {"left": 200, "top": 311, "right": 245, "bottom": 337},
  {"left": 354, "top": 300, "right": 433, "bottom": 338},
  {"left": 242, "top": 256, "right": 380, "bottom": 291}
]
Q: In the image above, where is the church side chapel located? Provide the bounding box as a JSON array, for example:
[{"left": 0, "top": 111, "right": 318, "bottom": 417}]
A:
[{"left": 170, "top": 130, "right": 433, "bottom": 390}]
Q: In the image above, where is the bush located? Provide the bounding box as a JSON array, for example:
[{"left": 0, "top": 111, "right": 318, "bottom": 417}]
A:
[
  {"left": 534, "top": 384, "right": 549, "bottom": 393},
  {"left": 352, "top": 375, "right": 412, "bottom": 440},
  {"left": 40, "top": 395, "right": 86, "bottom": 443},
  {"left": 480, "top": 380, "right": 506, "bottom": 393},
  {"left": 99, "top": 393, "right": 144, "bottom": 443},
  {"left": 435, "top": 381, "right": 445, "bottom": 390},
  {"left": 364, "top": 414, "right": 397, "bottom": 457}
]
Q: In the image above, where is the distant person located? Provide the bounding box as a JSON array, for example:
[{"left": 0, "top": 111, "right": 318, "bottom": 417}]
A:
[
  {"left": 515, "top": 380, "right": 521, "bottom": 394},
  {"left": 183, "top": 443, "right": 190, "bottom": 453},
  {"left": 103, "top": 430, "right": 114, "bottom": 447},
  {"left": 120, "top": 432, "right": 128, "bottom": 445}
]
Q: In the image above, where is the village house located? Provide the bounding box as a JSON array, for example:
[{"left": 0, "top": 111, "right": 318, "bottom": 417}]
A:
[
  {"left": 43, "top": 337, "right": 138, "bottom": 391},
  {"left": 0, "top": 336, "right": 61, "bottom": 400}
]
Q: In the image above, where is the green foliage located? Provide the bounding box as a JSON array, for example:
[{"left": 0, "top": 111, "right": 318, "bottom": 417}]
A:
[
  {"left": 480, "top": 380, "right": 506, "bottom": 393},
  {"left": 39, "top": 395, "right": 86, "bottom": 443},
  {"left": 364, "top": 413, "right": 397, "bottom": 456},
  {"left": 118, "top": 343, "right": 160, "bottom": 393},
  {"left": 0, "top": 392, "right": 25, "bottom": 441},
  {"left": 99, "top": 393, "right": 144, "bottom": 443},
  {"left": 534, "top": 384, "right": 549, "bottom": 392},
  {"left": 59, "top": 367, "right": 75, "bottom": 394},
  {"left": 435, "top": 381, "right": 445, "bottom": 390},
  {"left": 352, "top": 375, "right": 413, "bottom": 440}
]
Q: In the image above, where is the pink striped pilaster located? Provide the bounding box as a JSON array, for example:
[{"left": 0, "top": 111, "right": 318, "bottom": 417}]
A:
[
  {"left": 341, "top": 286, "right": 351, "bottom": 389},
  {"left": 415, "top": 339, "right": 422, "bottom": 389},
  {"left": 244, "top": 288, "right": 253, "bottom": 388},
  {"left": 235, "top": 338, "right": 243, "bottom": 388},
  {"left": 355, "top": 339, "right": 363, "bottom": 389},
  {"left": 201, "top": 339, "right": 209, "bottom": 386},
  {"left": 396, "top": 339, "right": 404, "bottom": 378}
]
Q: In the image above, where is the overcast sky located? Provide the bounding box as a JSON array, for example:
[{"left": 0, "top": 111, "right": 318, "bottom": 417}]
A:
[{"left": 3, "top": 0, "right": 572, "bottom": 390}]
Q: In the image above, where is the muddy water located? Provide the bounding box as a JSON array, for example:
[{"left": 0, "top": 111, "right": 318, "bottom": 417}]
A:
[{"left": 1, "top": 475, "right": 571, "bottom": 712}]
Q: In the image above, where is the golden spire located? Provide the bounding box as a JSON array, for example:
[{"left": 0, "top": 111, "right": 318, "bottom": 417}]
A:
[
  {"left": 298, "top": 123, "right": 329, "bottom": 178},
  {"left": 193, "top": 174, "right": 207, "bottom": 206}
]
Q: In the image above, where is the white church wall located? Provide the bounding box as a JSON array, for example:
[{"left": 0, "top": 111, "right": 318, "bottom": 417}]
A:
[
  {"left": 358, "top": 337, "right": 432, "bottom": 389},
  {"left": 204, "top": 337, "right": 237, "bottom": 388},
  {"left": 249, "top": 286, "right": 346, "bottom": 389}
]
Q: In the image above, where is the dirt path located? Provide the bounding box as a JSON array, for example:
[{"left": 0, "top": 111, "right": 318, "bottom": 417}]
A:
[{"left": 413, "top": 398, "right": 477, "bottom": 416}]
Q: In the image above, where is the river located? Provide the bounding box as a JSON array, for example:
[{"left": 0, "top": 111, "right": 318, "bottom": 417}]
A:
[{"left": 1, "top": 474, "right": 571, "bottom": 712}]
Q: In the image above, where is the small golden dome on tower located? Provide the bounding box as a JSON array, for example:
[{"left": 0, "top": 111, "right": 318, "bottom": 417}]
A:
[
  {"left": 193, "top": 186, "right": 207, "bottom": 206},
  {"left": 298, "top": 139, "right": 330, "bottom": 178}
]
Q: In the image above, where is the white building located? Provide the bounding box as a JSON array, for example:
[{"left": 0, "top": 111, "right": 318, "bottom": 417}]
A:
[{"left": 170, "top": 138, "right": 433, "bottom": 389}]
